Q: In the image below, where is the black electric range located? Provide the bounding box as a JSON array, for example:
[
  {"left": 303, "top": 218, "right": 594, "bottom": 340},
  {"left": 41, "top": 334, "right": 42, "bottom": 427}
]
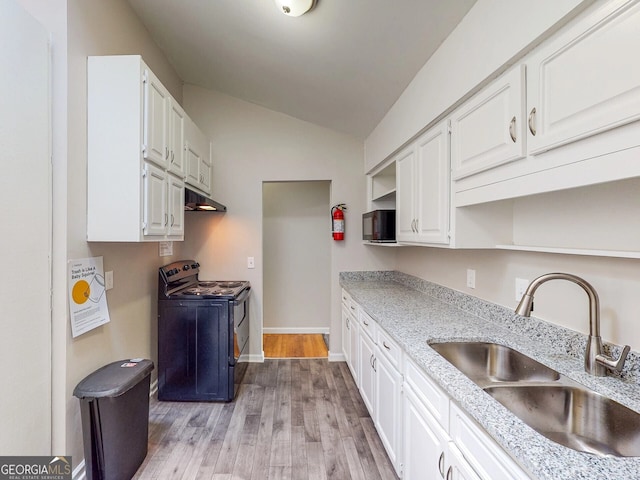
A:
[{"left": 157, "top": 260, "right": 250, "bottom": 401}]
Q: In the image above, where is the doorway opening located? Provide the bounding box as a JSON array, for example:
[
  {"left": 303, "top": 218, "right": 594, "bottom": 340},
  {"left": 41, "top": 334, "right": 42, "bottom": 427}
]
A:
[{"left": 262, "top": 181, "right": 331, "bottom": 358}]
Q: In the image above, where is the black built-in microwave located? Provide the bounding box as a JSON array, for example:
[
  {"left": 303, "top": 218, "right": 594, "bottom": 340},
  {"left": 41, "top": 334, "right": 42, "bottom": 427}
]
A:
[{"left": 362, "top": 210, "right": 396, "bottom": 242}]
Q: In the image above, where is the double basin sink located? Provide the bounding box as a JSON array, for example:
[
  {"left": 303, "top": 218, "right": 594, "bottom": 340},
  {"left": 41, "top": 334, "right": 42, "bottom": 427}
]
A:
[{"left": 429, "top": 341, "right": 640, "bottom": 457}]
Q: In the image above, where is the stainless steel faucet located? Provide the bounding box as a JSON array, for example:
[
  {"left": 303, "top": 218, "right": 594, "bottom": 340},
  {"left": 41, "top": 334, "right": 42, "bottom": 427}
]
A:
[{"left": 515, "top": 272, "right": 630, "bottom": 377}]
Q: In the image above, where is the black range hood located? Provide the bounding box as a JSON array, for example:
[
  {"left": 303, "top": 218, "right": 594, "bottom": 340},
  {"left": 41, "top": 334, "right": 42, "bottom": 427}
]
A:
[{"left": 184, "top": 187, "right": 227, "bottom": 212}]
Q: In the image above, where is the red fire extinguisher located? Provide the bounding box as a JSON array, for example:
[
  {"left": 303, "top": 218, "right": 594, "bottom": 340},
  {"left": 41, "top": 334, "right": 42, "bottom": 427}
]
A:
[{"left": 331, "top": 204, "right": 346, "bottom": 241}]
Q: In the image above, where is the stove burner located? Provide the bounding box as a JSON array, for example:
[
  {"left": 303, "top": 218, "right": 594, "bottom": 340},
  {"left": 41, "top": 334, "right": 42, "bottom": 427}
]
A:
[
  {"left": 183, "top": 287, "right": 208, "bottom": 295},
  {"left": 216, "top": 282, "right": 244, "bottom": 288},
  {"left": 198, "top": 281, "right": 218, "bottom": 288}
]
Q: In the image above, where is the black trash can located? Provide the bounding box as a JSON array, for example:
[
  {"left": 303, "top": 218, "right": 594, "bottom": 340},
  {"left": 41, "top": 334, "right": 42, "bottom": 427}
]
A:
[{"left": 73, "top": 359, "right": 154, "bottom": 480}]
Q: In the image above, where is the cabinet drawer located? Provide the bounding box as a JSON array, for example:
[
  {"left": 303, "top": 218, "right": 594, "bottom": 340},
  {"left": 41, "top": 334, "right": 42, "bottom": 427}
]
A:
[
  {"left": 449, "top": 402, "right": 530, "bottom": 480},
  {"left": 341, "top": 288, "right": 352, "bottom": 307},
  {"left": 358, "top": 309, "right": 377, "bottom": 339},
  {"left": 404, "top": 358, "right": 449, "bottom": 430},
  {"left": 377, "top": 328, "right": 401, "bottom": 368}
]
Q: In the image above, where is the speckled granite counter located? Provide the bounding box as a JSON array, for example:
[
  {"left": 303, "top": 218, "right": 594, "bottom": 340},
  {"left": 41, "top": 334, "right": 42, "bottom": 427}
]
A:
[{"left": 339, "top": 271, "right": 640, "bottom": 480}]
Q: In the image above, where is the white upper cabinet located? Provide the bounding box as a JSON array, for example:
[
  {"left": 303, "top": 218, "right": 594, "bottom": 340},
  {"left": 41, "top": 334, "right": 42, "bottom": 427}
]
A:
[
  {"left": 395, "top": 145, "right": 417, "bottom": 243},
  {"left": 451, "top": 65, "right": 526, "bottom": 179},
  {"left": 143, "top": 68, "right": 169, "bottom": 168},
  {"left": 527, "top": 0, "right": 640, "bottom": 155},
  {"left": 87, "top": 55, "right": 189, "bottom": 242},
  {"left": 168, "top": 99, "right": 186, "bottom": 176},
  {"left": 396, "top": 120, "right": 450, "bottom": 245},
  {"left": 185, "top": 118, "right": 212, "bottom": 195}
]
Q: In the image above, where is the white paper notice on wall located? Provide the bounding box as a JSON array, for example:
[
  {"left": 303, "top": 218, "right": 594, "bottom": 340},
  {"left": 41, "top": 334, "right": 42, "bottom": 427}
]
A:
[{"left": 68, "top": 256, "right": 111, "bottom": 338}]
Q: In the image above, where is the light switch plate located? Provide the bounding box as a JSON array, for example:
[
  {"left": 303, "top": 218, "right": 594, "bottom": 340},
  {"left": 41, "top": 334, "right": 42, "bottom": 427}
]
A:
[
  {"left": 105, "top": 271, "right": 114, "bottom": 290},
  {"left": 247, "top": 256, "right": 255, "bottom": 269},
  {"left": 159, "top": 241, "right": 173, "bottom": 257}
]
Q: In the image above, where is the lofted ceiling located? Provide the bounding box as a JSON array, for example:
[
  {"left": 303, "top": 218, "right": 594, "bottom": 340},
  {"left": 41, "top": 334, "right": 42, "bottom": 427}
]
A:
[{"left": 127, "top": 0, "right": 477, "bottom": 139}]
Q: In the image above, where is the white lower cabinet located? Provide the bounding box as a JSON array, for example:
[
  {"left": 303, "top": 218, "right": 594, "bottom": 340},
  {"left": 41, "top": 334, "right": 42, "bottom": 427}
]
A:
[
  {"left": 375, "top": 350, "right": 403, "bottom": 475},
  {"left": 403, "top": 382, "right": 478, "bottom": 480},
  {"left": 341, "top": 303, "right": 359, "bottom": 382},
  {"left": 358, "top": 327, "right": 376, "bottom": 416},
  {"left": 340, "top": 292, "right": 529, "bottom": 479},
  {"left": 403, "top": 358, "right": 530, "bottom": 480}
]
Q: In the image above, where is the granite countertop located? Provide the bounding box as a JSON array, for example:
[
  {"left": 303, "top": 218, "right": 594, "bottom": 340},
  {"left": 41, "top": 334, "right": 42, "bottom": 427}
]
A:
[{"left": 339, "top": 271, "right": 640, "bottom": 480}]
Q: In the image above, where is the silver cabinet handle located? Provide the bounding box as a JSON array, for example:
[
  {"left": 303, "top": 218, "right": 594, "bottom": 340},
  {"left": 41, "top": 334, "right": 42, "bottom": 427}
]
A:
[
  {"left": 372, "top": 356, "right": 377, "bottom": 372},
  {"left": 528, "top": 107, "right": 537, "bottom": 136},
  {"left": 164, "top": 213, "right": 168, "bottom": 226},
  {"left": 414, "top": 218, "right": 418, "bottom": 233},
  {"left": 446, "top": 466, "right": 452, "bottom": 480},
  {"left": 509, "top": 116, "right": 516, "bottom": 143},
  {"left": 165, "top": 147, "right": 169, "bottom": 159},
  {"left": 383, "top": 341, "right": 391, "bottom": 350},
  {"left": 170, "top": 214, "right": 175, "bottom": 226},
  {"left": 363, "top": 320, "right": 369, "bottom": 327},
  {"left": 438, "top": 451, "right": 445, "bottom": 478},
  {"left": 370, "top": 354, "right": 374, "bottom": 368}
]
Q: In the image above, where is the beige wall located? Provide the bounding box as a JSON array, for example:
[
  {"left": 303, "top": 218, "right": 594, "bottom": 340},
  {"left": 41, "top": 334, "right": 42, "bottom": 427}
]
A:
[
  {"left": 263, "top": 181, "right": 331, "bottom": 332},
  {"left": 63, "top": 0, "right": 185, "bottom": 465},
  {"left": 364, "top": 0, "right": 591, "bottom": 171},
  {"left": 396, "top": 248, "right": 640, "bottom": 350},
  {"left": 181, "top": 86, "right": 397, "bottom": 358}
]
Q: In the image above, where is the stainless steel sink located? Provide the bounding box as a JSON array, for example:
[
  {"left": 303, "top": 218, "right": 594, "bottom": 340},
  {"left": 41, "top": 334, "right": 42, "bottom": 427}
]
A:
[
  {"left": 429, "top": 341, "right": 560, "bottom": 386},
  {"left": 485, "top": 385, "right": 640, "bottom": 457},
  {"left": 429, "top": 341, "right": 640, "bottom": 457}
]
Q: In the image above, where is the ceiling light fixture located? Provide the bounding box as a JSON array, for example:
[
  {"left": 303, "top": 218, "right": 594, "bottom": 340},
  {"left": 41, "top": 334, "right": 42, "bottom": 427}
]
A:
[{"left": 273, "top": 0, "right": 317, "bottom": 17}]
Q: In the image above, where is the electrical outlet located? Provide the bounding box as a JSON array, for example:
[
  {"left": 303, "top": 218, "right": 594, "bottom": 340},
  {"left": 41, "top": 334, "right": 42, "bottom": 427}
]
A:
[
  {"left": 105, "top": 271, "right": 114, "bottom": 290},
  {"left": 247, "top": 256, "right": 255, "bottom": 269},
  {"left": 466, "top": 269, "right": 476, "bottom": 289},
  {"left": 515, "top": 277, "right": 529, "bottom": 301}
]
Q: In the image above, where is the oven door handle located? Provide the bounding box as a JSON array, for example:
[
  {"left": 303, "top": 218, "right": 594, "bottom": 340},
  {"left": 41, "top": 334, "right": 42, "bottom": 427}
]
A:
[{"left": 234, "top": 287, "right": 251, "bottom": 305}]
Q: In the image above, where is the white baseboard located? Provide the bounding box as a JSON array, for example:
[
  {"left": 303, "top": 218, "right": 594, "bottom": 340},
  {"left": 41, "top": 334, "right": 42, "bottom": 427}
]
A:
[
  {"left": 262, "top": 327, "right": 330, "bottom": 334},
  {"left": 72, "top": 460, "right": 86, "bottom": 480},
  {"left": 328, "top": 351, "right": 346, "bottom": 362},
  {"left": 247, "top": 352, "right": 265, "bottom": 363}
]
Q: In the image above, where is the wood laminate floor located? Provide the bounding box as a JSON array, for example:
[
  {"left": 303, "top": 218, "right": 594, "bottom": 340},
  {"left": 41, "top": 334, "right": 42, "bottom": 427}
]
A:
[
  {"left": 133, "top": 359, "right": 398, "bottom": 480},
  {"left": 263, "top": 334, "right": 328, "bottom": 358}
]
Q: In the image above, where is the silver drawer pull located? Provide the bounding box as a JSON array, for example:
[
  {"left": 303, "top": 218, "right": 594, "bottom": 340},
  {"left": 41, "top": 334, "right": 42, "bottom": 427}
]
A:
[
  {"left": 509, "top": 116, "right": 516, "bottom": 143},
  {"left": 528, "top": 107, "right": 537, "bottom": 136},
  {"left": 383, "top": 341, "right": 391, "bottom": 350},
  {"left": 446, "top": 466, "right": 452, "bottom": 480},
  {"left": 438, "top": 451, "right": 445, "bottom": 478},
  {"left": 363, "top": 320, "right": 369, "bottom": 326}
]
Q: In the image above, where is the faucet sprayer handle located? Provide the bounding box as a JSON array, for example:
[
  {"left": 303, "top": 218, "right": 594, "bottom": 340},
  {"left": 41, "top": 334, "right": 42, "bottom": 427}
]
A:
[{"left": 596, "top": 345, "right": 631, "bottom": 373}]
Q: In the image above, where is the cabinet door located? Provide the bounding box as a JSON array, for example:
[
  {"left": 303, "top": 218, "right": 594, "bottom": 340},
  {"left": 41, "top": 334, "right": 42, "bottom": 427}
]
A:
[
  {"left": 415, "top": 121, "right": 451, "bottom": 244},
  {"left": 395, "top": 146, "right": 417, "bottom": 242},
  {"left": 527, "top": 1, "right": 640, "bottom": 155},
  {"left": 341, "top": 306, "right": 351, "bottom": 366},
  {"left": 167, "top": 173, "right": 185, "bottom": 237},
  {"left": 185, "top": 139, "right": 201, "bottom": 188},
  {"left": 143, "top": 162, "right": 167, "bottom": 236},
  {"left": 143, "top": 68, "right": 168, "bottom": 168},
  {"left": 403, "top": 384, "right": 449, "bottom": 480},
  {"left": 168, "top": 99, "right": 185, "bottom": 176},
  {"left": 200, "top": 149, "right": 212, "bottom": 195},
  {"left": 447, "top": 443, "right": 482, "bottom": 480},
  {"left": 348, "top": 313, "right": 359, "bottom": 383},
  {"left": 358, "top": 331, "right": 376, "bottom": 416},
  {"left": 451, "top": 65, "right": 526, "bottom": 179},
  {"left": 449, "top": 403, "right": 530, "bottom": 480},
  {"left": 375, "top": 351, "right": 402, "bottom": 474}
]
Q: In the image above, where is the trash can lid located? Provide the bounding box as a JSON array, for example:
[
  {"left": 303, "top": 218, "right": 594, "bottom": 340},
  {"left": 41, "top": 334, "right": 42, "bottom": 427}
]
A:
[{"left": 73, "top": 359, "right": 154, "bottom": 399}]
